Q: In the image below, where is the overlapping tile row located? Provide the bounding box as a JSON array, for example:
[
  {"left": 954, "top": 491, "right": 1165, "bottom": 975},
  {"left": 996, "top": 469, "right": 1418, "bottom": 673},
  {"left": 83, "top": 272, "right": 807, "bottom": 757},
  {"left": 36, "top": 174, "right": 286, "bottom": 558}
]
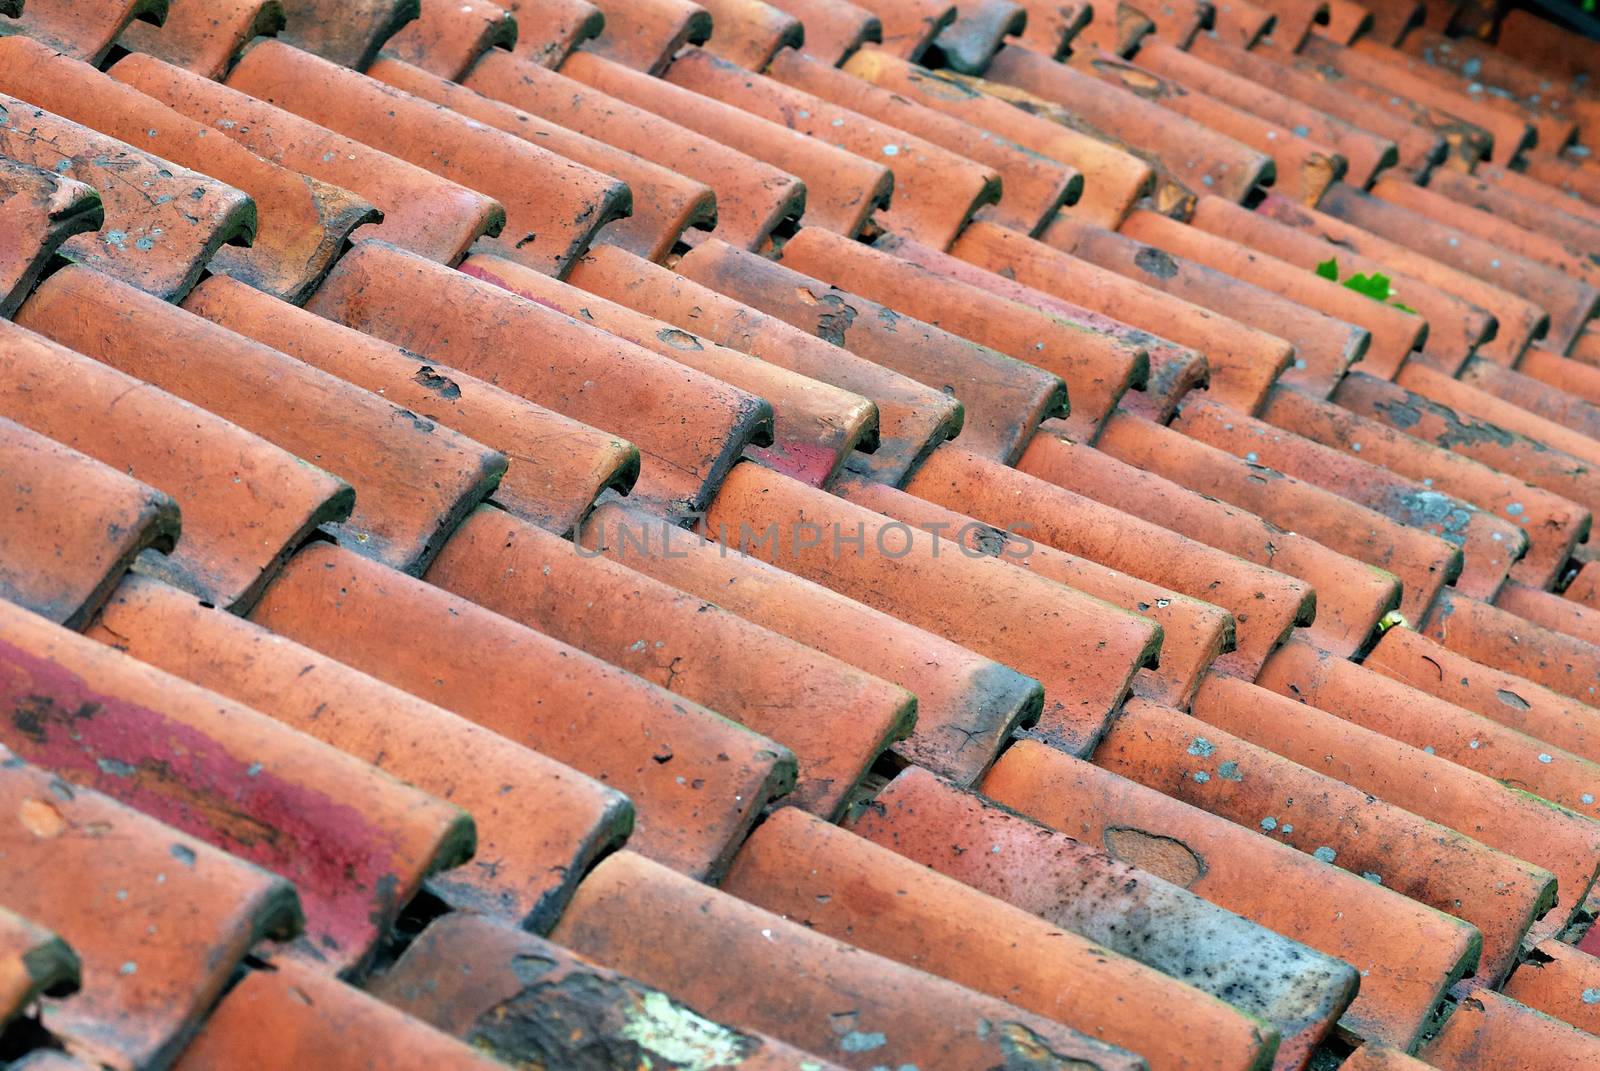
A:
[{"left": 8, "top": 0, "right": 1600, "bottom": 1067}]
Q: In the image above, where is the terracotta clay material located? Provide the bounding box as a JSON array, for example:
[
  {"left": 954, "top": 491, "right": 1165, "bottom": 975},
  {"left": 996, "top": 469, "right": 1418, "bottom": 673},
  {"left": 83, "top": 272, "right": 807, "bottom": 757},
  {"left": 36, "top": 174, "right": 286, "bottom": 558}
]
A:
[
  {"left": 1502, "top": 940, "right": 1600, "bottom": 1036},
  {"left": 1457, "top": 356, "right": 1600, "bottom": 455},
  {"left": 781, "top": 227, "right": 1139, "bottom": 439},
  {"left": 1257, "top": 387, "right": 1583, "bottom": 593},
  {"left": 1071, "top": 0, "right": 1154, "bottom": 55},
  {"left": 0, "top": 907, "right": 78, "bottom": 1029},
  {"left": 582, "top": 0, "right": 710, "bottom": 74},
  {"left": 171, "top": 958, "right": 509, "bottom": 1071},
  {"left": 1095, "top": 696, "right": 1562, "bottom": 983},
  {"left": 579, "top": 500, "right": 1041, "bottom": 786},
  {"left": 766, "top": 48, "right": 1082, "bottom": 238},
  {"left": 181, "top": 274, "right": 639, "bottom": 538},
  {"left": 849, "top": 766, "right": 1359, "bottom": 1071},
  {"left": 0, "top": 92, "right": 254, "bottom": 303},
  {"left": 563, "top": 50, "right": 891, "bottom": 239},
  {"left": 274, "top": 0, "right": 419, "bottom": 68},
  {"left": 501, "top": 0, "right": 603, "bottom": 64},
  {"left": 1023, "top": 428, "right": 1401, "bottom": 659},
  {"left": 1116, "top": 208, "right": 1424, "bottom": 382},
  {"left": 722, "top": 808, "right": 1281, "bottom": 1071},
  {"left": 1569, "top": 561, "right": 1600, "bottom": 612},
  {"left": 0, "top": 597, "right": 473, "bottom": 976},
  {"left": 1250, "top": 0, "right": 1329, "bottom": 50},
  {"left": 1420, "top": 989, "right": 1600, "bottom": 1070},
  {"left": 986, "top": 44, "right": 1275, "bottom": 204},
  {"left": 463, "top": 49, "right": 804, "bottom": 250},
  {"left": 427, "top": 505, "right": 915, "bottom": 818},
  {"left": 834, "top": 472, "right": 1232, "bottom": 709},
  {"left": 840, "top": 49, "right": 1156, "bottom": 226},
  {"left": 89, "top": 572, "right": 633, "bottom": 931},
  {"left": 1010, "top": 0, "right": 1088, "bottom": 56},
  {"left": 1208, "top": 0, "right": 1277, "bottom": 49},
  {"left": 1522, "top": 154, "right": 1600, "bottom": 213},
  {"left": 775, "top": 0, "right": 882, "bottom": 63},
  {"left": 1175, "top": 396, "right": 1522, "bottom": 602},
  {"left": 926, "top": 0, "right": 1027, "bottom": 75},
  {"left": 568, "top": 243, "right": 961, "bottom": 484},
  {"left": 383, "top": 0, "right": 517, "bottom": 78},
  {"left": 251, "top": 541, "right": 797, "bottom": 881},
  {"left": 116, "top": 0, "right": 285, "bottom": 79},
  {"left": 674, "top": 237, "right": 1064, "bottom": 465},
  {"left": 1422, "top": 587, "right": 1600, "bottom": 709},
  {"left": 110, "top": 51, "right": 505, "bottom": 265},
  {"left": 1494, "top": 7, "right": 1600, "bottom": 85},
  {"left": 371, "top": 913, "right": 844, "bottom": 1070},
  {"left": 0, "top": 749, "right": 300, "bottom": 1070},
  {"left": 848, "top": 0, "right": 955, "bottom": 60},
  {"left": 225, "top": 39, "right": 627, "bottom": 279},
  {"left": 306, "top": 240, "right": 772, "bottom": 516},
  {"left": 697, "top": 0, "right": 802, "bottom": 67},
  {"left": 1420, "top": 169, "right": 1600, "bottom": 282},
  {"left": 549, "top": 850, "right": 1148, "bottom": 1070},
  {"left": 0, "top": 417, "right": 178, "bottom": 629},
  {"left": 1340, "top": 1046, "right": 1434, "bottom": 1071},
  {"left": 703, "top": 462, "right": 1161, "bottom": 755},
  {"left": 369, "top": 55, "right": 715, "bottom": 262},
  {"left": 459, "top": 249, "right": 877, "bottom": 488},
  {"left": 0, "top": 0, "right": 167, "bottom": 62},
  {"left": 907, "top": 443, "right": 1312, "bottom": 678},
  {"left": 980, "top": 739, "right": 1482, "bottom": 1051},
  {"left": 0, "top": 38, "right": 379, "bottom": 306},
  {"left": 1471, "top": 163, "right": 1600, "bottom": 240},
  {"left": 952, "top": 219, "right": 1286, "bottom": 415},
  {"left": 0, "top": 158, "right": 101, "bottom": 319},
  {"left": 0, "top": 319, "right": 350, "bottom": 612},
  {"left": 665, "top": 47, "right": 1001, "bottom": 249},
  {"left": 1043, "top": 215, "right": 1368, "bottom": 399},
  {"left": 1130, "top": 0, "right": 1211, "bottom": 44}
]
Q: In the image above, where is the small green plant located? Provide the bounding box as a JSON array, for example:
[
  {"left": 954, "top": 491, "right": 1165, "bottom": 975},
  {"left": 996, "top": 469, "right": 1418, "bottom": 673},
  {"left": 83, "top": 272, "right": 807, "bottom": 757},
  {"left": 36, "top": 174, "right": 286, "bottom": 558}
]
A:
[{"left": 1315, "top": 257, "right": 1417, "bottom": 314}]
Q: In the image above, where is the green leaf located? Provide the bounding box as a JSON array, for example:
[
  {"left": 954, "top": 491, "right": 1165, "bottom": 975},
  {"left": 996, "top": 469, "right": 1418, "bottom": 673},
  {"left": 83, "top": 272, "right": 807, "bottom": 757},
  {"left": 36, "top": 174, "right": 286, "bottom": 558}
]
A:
[
  {"left": 1315, "top": 257, "right": 1340, "bottom": 281},
  {"left": 1343, "top": 271, "right": 1394, "bottom": 302},
  {"left": 1391, "top": 301, "right": 1417, "bottom": 314}
]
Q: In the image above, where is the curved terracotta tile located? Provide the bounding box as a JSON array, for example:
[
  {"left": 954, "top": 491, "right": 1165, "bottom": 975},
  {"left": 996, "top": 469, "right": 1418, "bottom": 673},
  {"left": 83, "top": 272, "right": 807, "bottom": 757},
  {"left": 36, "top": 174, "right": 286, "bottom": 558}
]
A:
[
  {"left": 1209, "top": 0, "right": 1275, "bottom": 48},
  {"left": 1340, "top": 1045, "right": 1434, "bottom": 1071},
  {"left": 550, "top": 850, "right": 1148, "bottom": 1070},
  {"left": 459, "top": 250, "right": 876, "bottom": 487},
  {"left": 724, "top": 807, "right": 1280, "bottom": 1071},
  {"left": 0, "top": 92, "right": 254, "bottom": 302},
  {"left": 110, "top": 51, "right": 504, "bottom": 265},
  {"left": 172, "top": 958, "right": 508, "bottom": 1071},
  {"left": 704, "top": 462, "right": 1161, "bottom": 755},
  {"left": 1177, "top": 396, "right": 1522, "bottom": 601},
  {"left": 666, "top": 46, "right": 1000, "bottom": 249},
  {"left": 581, "top": 0, "right": 710, "bottom": 73},
  {"left": 849, "top": 0, "right": 953, "bottom": 60},
  {"left": 226, "top": 39, "right": 628, "bottom": 278},
  {"left": 926, "top": 0, "right": 1024, "bottom": 74},
  {"left": 0, "top": 0, "right": 166, "bottom": 62},
  {"left": 1439, "top": 165, "right": 1600, "bottom": 256},
  {"left": 564, "top": 50, "right": 891, "bottom": 238},
  {"left": 308, "top": 240, "right": 772, "bottom": 515},
  {"left": 251, "top": 541, "right": 797, "bottom": 880},
  {"left": 1422, "top": 586, "right": 1600, "bottom": 709},
  {"left": 569, "top": 242, "right": 962, "bottom": 483},
  {"left": 849, "top": 766, "right": 1358, "bottom": 1071},
  {"left": 675, "top": 236, "right": 1063, "bottom": 465},
  {"left": 1420, "top": 988, "right": 1600, "bottom": 1070},
  {"left": 0, "top": 417, "right": 178, "bottom": 630},
  {"left": 0, "top": 908, "right": 78, "bottom": 1029},
  {"left": 841, "top": 49, "right": 1155, "bottom": 226},
  {"left": 1458, "top": 354, "right": 1600, "bottom": 457},
  {"left": 117, "top": 0, "right": 284, "bottom": 78},
  {"left": 0, "top": 319, "right": 350, "bottom": 611},
  {"left": 0, "top": 750, "right": 300, "bottom": 1069},
  {"left": 88, "top": 572, "right": 632, "bottom": 931},
  {"left": 768, "top": 48, "right": 1081, "bottom": 237},
  {"left": 500, "top": 0, "right": 602, "bottom": 64},
  {"left": 0, "top": 158, "right": 100, "bottom": 319},
  {"left": 578, "top": 499, "right": 1041, "bottom": 785},
  {"left": 1396, "top": 359, "right": 1600, "bottom": 474},
  {"left": 370, "top": 53, "right": 715, "bottom": 261},
  {"left": 372, "top": 913, "right": 845, "bottom": 1069},
  {"left": 0, "top": 598, "right": 471, "bottom": 976},
  {"left": 834, "top": 472, "right": 1232, "bottom": 709},
  {"left": 384, "top": 0, "right": 516, "bottom": 78},
  {"left": 980, "top": 738, "right": 1482, "bottom": 1051},
  {"left": 1502, "top": 939, "right": 1600, "bottom": 1036},
  {"left": 1495, "top": 8, "right": 1600, "bottom": 87},
  {"left": 1099, "top": 696, "right": 1559, "bottom": 987},
  {"left": 464, "top": 49, "right": 804, "bottom": 250},
  {"left": 274, "top": 0, "right": 416, "bottom": 68},
  {"left": 1523, "top": 152, "right": 1600, "bottom": 212},
  {"left": 1072, "top": 0, "right": 1154, "bottom": 55},
  {"left": 699, "top": 0, "right": 801, "bottom": 67},
  {"left": 428, "top": 505, "right": 914, "bottom": 818},
  {"left": 1568, "top": 561, "right": 1600, "bottom": 612},
  {"left": 910, "top": 443, "right": 1313, "bottom": 678},
  {"left": 181, "top": 274, "right": 638, "bottom": 537}
]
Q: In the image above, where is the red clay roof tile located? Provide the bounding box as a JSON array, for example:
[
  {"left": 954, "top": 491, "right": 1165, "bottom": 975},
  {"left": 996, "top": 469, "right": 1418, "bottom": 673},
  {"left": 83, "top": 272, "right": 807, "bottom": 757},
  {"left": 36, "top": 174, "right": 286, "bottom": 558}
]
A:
[
  {"left": 0, "top": 0, "right": 167, "bottom": 62},
  {"left": 384, "top": 0, "right": 517, "bottom": 78},
  {"left": 0, "top": 908, "right": 78, "bottom": 1028},
  {"left": 250, "top": 541, "right": 797, "bottom": 879},
  {"left": 1422, "top": 586, "right": 1600, "bottom": 710},
  {"left": 1072, "top": 0, "right": 1154, "bottom": 56},
  {"left": 774, "top": 0, "right": 881, "bottom": 62},
  {"left": 273, "top": 0, "right": 417, "bottom": 68},
  {"left": 848, "top": 0, "right": 954, "bottom": 61},
  {"left": 371, "top": 912, "right": 845, "bottom": 1069},
  {"left": 1209, "top": 0, "right": 1276, "bottom": 48},
  {"left": 0, "top": 598, "right": 475, "bottom": 975},
  {"left": 110, "top": 51, "right": 506, "bottom": 265},
  {"left": 550, "top": 849, "right": 1149, "bottom": 1069},
  {"left": 0, "top": 318, "right": 350, "bottom": 611},
  {"left": 0, "top": 158, "right": 100, "bottom": 320},
  {"left": 88, "top": 572, "right": 632, "bottom": 931},
  {"left": 0, "top": 416, "right": 178, "bottom": 629},
  {"left": 500, "top": 0, "right": 604, "bottom": 64},
  {"left": 1420, "top": 988, "right": 1600, "bottom": 1069},
  {"left": 581, "top": 0, "right": 710, "bottom": 73},
  {"left": 1500, "top": 939, "right": 1600, "bottom": 1037},
  {"left": 0, "top": 748, "right": 301, "bottom": 1069},
  {"left": 699, "top": 0, "right": 804, "bottom": 67},
  {"left": 115, "top": 0, "right": 284, "bottom": 79},
  {"left": 308, "top": 239, "right": 772, "bottom": 515},
  {"left": 180, "top": 273, "right": 639, "bottom": 537}
]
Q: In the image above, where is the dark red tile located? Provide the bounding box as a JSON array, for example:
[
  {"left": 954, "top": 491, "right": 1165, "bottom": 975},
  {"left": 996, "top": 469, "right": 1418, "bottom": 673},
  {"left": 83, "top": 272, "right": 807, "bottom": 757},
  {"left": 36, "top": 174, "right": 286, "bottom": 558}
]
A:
[{"left": 0, "top": 157, "right": 100, "bottom": 319}]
